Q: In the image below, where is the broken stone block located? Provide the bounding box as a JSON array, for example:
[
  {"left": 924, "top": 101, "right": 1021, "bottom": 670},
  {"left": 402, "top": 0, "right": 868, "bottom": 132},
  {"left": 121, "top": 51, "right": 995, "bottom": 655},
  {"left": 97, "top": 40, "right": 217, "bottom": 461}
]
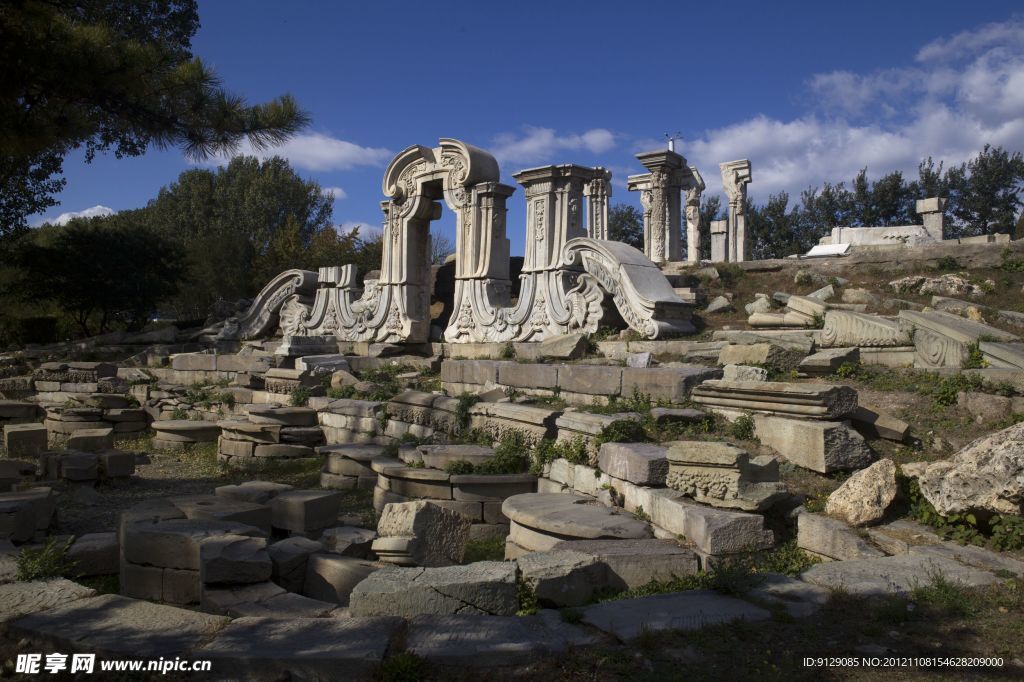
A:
[
  {"left": 271, "top": 490, "right": 342, "bottom": 536},
  {"left": 3, "top": 424, "right": 47, "bottom": 458},
  {"left": 918, "top": 421, "right": 1024, "bottom": 516},
  {"left": 170, "top": 495, "right": 271, "bottom": 534},
  {"left": 722, "top": 364, "right": 768, "bottom": 382},
  {"left": 253, "top": 444, "right": 317, "bottom": 459},
  {"left": 267, "top": 537, "right": 323, "bottom": 593},
  {"left": 819, "top": 310, "right": 911, "bottom": 348},
  {"left": 0, "top": 578, "right": 96, "bottom": 625},
  {"left": 753, "top": 415, "right": 873, "bottom": 473},
  {"left": 597, "top": 442, "right": 668, "bottom": 486},
  {"left": 665, "top": 441, "right": 786, "bottom": 512},
  {"left": 502, "top": 493, "right": 652, "bottom": 554},
  {"left": 349, "top": 562, "right": 518, "bottom": 617},
  {"left": 718, "top": 343, "right": 804, "bottom": 371},
  {"left": 705, "top": 296, "right": 732, "bottom": 313},
  {"left": 201, "top": 582, "right": 336, "bottom": 618},
  {"left": 798, "top": 347, "right": 859, "bottom": 376},
  {"left": 825, "top": 459, "right": 898, "bottom": 527},
  {"left": 199, "top": 535, "right": 272, "bottom": 585},
  {"left": 246, "top": 406, "right": 318, "bottom": 426},
  {"left": 517, "top": 550, "right": 607, "bottom": 607},
  {"left": 552, "top": 538, "right": 699, "bottom": 590},
  {"left": 797, "top": 512, "right": 884, "bottom": 561},
  {"left": 649, "top": 408, "right": 708, "bottom": 425},
  {"left": 321, "top": 526, "right": 377, "bottom": 558},
  {"left": 302, "top": 554, "right": 381, "bottom": 605},
  {"left": 215, "top": 480, "right": 294, "bottom": 505},
  {"left": 59, "top": 452, "right": 98, "bottom": 481},
  {"left": 97, "top": 450, "right": 135, "bottom": 478},
  {"left": 692, "top": 380, "right": 858, "bottom": 420},
  {"left": 848, "top": 404, "right": 909, "bottom": 442},
  {"left": 68, "top": 532, "right": 118, "bottom": 576},
  {"left": 372, "top": 501, "right": 470, "bottom": 567},
  {"left": 66, "top": 427, "right": 113, "bottom": 453},
  {"left": 0, "top": 459, "right": 36, "bottom": 491}
]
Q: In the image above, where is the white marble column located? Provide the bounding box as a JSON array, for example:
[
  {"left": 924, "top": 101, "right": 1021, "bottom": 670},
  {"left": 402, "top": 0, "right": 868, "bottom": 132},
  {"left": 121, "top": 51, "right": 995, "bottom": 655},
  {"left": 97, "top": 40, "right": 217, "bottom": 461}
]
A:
[
  {"left": 627, "top": 149, "right": 686, "bottom": 264},
  {"left": 720, "top": 159, "right": 752, "bottom": 262},
  {"left": 683, "top": 166, "right": 705, "bottom": 263},
  {"left": 583, "top": 168, "right": 612, "bottom": 240}
]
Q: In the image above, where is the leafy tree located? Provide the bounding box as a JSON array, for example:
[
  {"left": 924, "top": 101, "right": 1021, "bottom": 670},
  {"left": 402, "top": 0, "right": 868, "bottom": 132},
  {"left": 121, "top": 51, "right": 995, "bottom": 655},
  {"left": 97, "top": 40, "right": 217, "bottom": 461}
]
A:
[
  {"left": 0, "top": 0, "right": 308, "bottom": 235},
  {"left": 607, "top": 204, "right": 644, "bottom": 249},
  {"left": 944, "top": 144, "right": 1024, "bottom": 237},
  {"left": 143, "top": 156, "right": 334, "bottom": 316},
  {"left": 15, "top": 213, "right": 185, "bottom": 335}
]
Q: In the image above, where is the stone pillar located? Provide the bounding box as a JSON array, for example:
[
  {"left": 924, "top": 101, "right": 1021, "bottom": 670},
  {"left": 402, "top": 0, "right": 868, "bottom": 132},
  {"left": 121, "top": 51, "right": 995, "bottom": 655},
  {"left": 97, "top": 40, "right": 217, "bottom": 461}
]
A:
[
  {"left": 627, "top": 149, "right": 686, "bottom": 264},
  {"left": 583, "top": 168, "right": 612, "bottom": 240},
  {"left": 683, "top": 167, "right": 705, "bottom": 263},
  {"left": 720, "top": 159, "right": 752, "bottom": 262},
  {"left": 710, "top": 220, "right": 729, "bottom": 263},
  {"left": 513, "top": 165, "right": 592, "bottom": 275},
  {"left": 916, "top": 197, "right": 947, "bottom": 242}
]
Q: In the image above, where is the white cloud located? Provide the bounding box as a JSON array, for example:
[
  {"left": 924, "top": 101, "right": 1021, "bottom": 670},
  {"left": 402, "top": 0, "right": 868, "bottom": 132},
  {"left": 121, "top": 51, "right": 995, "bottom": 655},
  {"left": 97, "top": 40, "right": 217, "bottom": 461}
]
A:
[
  {"left": 916, "top": 19, "right": 1024, "bottom": 62},
  {"left": 49, "top": 205, "right": 115, "bottom": 226},
  {"left": 490, "top": 126, "right": 616, "bottom": 166},
  {"left": 338, "top": 220, "right": 380, "bottom": 237},
  {"left": 321, "top": 186, "right": 347, "bottom": 200},
  {"left": 681, "top": 18, "right": 1024, "bottom": 203},
  {"left": 208, "top": 133, "right": 392, "bottom": 172}
]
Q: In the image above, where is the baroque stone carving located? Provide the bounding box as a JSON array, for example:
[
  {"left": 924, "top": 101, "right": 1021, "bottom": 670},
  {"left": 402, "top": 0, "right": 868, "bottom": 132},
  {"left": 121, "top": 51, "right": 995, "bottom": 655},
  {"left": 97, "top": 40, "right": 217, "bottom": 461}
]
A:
[
  {"left": 820, "top": 311, "right": 912, "bottom": 348},
  {"left": 238, "top": 139, "right": 695, "bottom": 343}
]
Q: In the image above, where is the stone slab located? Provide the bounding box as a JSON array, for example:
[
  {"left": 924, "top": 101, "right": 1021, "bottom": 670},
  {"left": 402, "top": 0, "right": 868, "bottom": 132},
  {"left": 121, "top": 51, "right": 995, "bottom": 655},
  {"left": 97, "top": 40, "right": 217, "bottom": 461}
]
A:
[
  {"left": 581, "top": 590, "right": 771, "bottom": 641},
  {"left": 9, "top": 594, "right": 229, "bottom": 657},
  {"left": 800, "top": 554, "right": 1000, "bottom": 595},
  {"left": 199, "top": 616, "right": 403, "bottom": 679}
]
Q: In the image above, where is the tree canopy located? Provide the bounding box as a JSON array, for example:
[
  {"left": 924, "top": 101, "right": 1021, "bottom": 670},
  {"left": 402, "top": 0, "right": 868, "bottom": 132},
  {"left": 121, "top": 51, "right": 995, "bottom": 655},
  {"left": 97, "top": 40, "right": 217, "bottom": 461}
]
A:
[
  {"left": 607, "top": 204, "right": 644, "bottom": 250},
  {"left": 0, "top": 0, "right": 309, "bottom": 235}
]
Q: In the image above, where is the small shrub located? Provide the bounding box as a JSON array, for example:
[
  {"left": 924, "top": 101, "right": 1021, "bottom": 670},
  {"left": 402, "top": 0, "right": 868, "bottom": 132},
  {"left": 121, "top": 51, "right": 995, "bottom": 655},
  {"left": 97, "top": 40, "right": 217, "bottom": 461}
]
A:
[
  {"left": 17, "top": 537, "right": 76, "bottom": 581},
  {"left": 962, "top": 343, "right": 988, "bottom": 370},
  {"left": 934, "top": 256, "right": 961, "bottom": 271},
  {"left": 170, "top": 407, "right": 189, "bottom": 420},
  {"left": 289, "top": 386, "right": 311, "bottom": 407},
  {"left": 455, "top": 393, "right": 480, "bottom": 431},
  {"left": 633, "top": 505, "right": 651, "bottom": 522},
  {"left": 462, "top": 537, "right": 505, "bottom": 563},
  {"left": 499, "top": 341, "right": 515, "bottom": 359},
  {"left": 725, "top": 414, "right": 756, "bottom": 441},
  {"left": 759, "top": 540, "right": 821, "bottom": 576},
  {"left": 595, "top": 420, "right": 648, "bottom": 446},
  {"left": 444, "top": 459, "right": 475, "bottom": 475}
]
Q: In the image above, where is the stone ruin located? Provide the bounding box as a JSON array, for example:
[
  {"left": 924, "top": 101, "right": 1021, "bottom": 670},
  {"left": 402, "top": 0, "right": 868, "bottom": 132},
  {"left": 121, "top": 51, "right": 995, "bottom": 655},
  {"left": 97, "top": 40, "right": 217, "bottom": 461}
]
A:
[{"left": 1, "top": 137, "right": 1023, "bottom": 676}]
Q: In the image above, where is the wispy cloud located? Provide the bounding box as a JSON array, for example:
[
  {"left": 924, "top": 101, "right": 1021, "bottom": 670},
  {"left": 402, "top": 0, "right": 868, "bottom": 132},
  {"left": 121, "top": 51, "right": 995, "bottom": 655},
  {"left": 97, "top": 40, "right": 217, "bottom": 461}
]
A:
[
  {"left": 490, "top": 126, "right": 616, "bottom": 166},
  {"left": 45, "top": 205, "right": 115, "bottom": 226},
  {"left": 321, "top": 186, "right": 347, "bottom": 200},
  {"left": 680, "top": 18, "right": 1024, "bottom": 201},
  {"left": 207, "top": 133, "right": 392, "bottom": 172}
]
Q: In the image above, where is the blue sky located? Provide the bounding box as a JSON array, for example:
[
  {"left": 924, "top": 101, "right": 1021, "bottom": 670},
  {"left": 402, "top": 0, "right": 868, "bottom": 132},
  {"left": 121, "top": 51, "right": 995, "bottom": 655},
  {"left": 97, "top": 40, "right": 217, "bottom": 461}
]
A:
[{"left": 37, "top": 1, "right": 1024, "bottom": 257}]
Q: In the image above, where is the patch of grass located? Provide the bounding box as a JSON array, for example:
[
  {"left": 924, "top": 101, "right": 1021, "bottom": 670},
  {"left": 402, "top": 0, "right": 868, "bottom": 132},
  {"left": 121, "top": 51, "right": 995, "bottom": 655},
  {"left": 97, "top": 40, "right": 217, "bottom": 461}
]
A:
[
  {"left": 455, "top": 393, "right": 480, "bottom": 432},
  {"left": 758, "top": 540, "right": 821, "bottom": 577},
  {"left": 517, "top": 573, "right": 540, "bottom": 615},
  {"left": 462, "top": 537, "right": 505, "bottom": 563},
  {"left": 378, "top": 652, "right": 429, "bottom": 682},
  {"left": 911, "top": 571, "right": 976, "bottom": 618},
  {"left": 499, "top": 341, "right": 515, "bottom": 359},
  {"left": 531, "top": 436, "right": 588, "bottom": 474},
  {"left": 17, "top": 537, "right": 76, "bottom": 581}
]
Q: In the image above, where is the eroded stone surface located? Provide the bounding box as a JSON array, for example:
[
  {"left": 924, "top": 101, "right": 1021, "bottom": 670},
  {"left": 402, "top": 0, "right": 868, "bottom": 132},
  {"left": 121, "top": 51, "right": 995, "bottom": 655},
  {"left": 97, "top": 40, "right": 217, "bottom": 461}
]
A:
[
  {"left": 825, "top": 459, "right": 898, "bottom": 526},
  {"left": 349, "top": 562, "right": 518, "bottom": 617}
]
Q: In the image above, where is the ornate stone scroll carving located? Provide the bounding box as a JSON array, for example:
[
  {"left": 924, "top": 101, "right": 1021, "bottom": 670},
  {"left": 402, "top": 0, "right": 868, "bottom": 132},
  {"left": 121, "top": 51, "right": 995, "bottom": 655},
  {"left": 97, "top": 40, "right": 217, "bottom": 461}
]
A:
[
  {"left": 562, "top": 238, "right": 696, "bottom": 338},
  {"left": 820, "top": 311, "right": 912, "bottom": 348},
  {"left": 242, "top": 139, "right": 695, "bottom": 343},
  {"left": 683, "top": 167, "right": 705, "bottom": 263},
  {"left": 720, "top": 159, "right": 752, "bottom": 262},
  {"left": 218, "top": 269, "right": 318, "bottom": 340}
]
